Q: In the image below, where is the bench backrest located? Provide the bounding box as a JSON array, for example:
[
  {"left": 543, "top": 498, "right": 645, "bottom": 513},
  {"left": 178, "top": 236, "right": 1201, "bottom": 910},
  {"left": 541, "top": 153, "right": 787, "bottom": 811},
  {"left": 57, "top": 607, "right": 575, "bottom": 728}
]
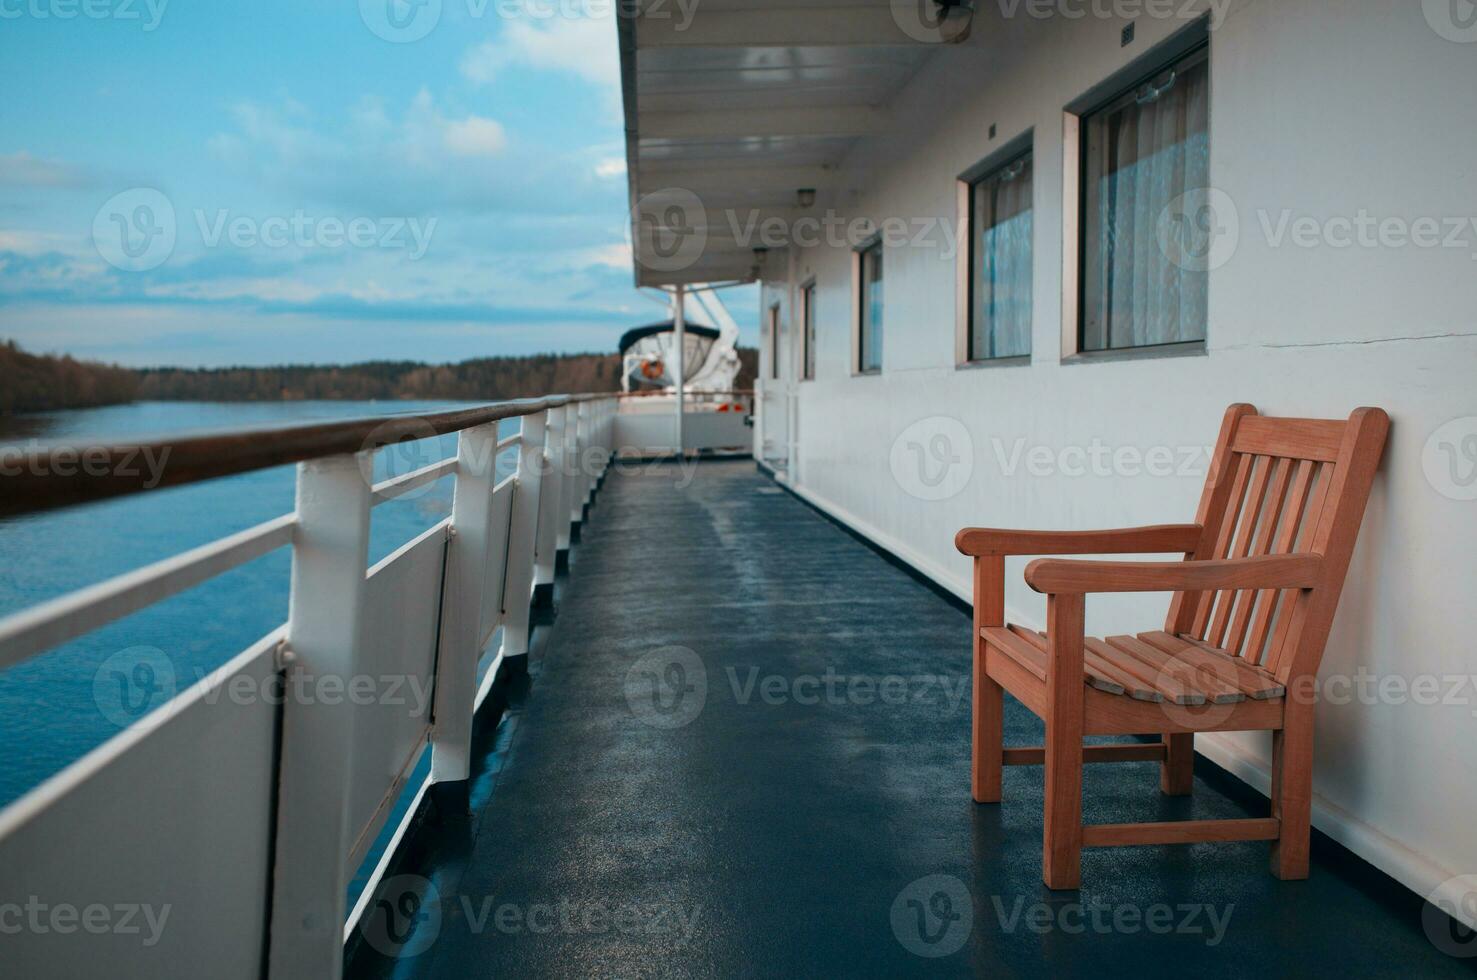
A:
[{"left": 1165, "top": 404, "right": 1389, "bottom": 684}]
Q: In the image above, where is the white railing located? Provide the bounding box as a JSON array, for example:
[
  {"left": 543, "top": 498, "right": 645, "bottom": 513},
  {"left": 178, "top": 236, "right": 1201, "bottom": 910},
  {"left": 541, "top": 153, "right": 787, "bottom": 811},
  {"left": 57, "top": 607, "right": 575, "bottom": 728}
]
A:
[{"left": 0, "top": 395, "right": 621, "bottom": 980}]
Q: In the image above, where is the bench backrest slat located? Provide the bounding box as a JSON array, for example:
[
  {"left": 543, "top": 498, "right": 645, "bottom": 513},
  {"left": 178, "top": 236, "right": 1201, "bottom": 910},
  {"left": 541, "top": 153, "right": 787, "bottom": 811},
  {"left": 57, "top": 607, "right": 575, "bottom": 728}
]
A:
[{"left": 1165, "top": 405, "right": 1389, "bottom": 684}]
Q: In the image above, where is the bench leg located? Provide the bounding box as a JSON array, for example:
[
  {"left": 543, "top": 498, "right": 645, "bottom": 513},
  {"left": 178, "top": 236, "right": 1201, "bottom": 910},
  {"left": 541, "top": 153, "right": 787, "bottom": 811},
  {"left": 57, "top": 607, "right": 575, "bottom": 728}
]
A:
[
  {"left": 972, "top": 556, "right": 1005, "bottom": 804},
  {"left": 1042, "top": 593, "right": 1084, "bottom": 890},
  {"left": 1270, "top": 708, "right": 1313, "bottom": 880},
  {"left": 1160, "top": 733, "right": 1194, "bottom": 796},
  {"left": 973, "top": 647, "right": 1003, "bottom": 803}
]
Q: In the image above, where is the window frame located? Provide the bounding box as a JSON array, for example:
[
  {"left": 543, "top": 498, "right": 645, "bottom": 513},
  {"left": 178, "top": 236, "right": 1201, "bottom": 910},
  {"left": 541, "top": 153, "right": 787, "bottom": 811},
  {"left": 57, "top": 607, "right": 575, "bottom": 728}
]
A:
[
  {"left": 853, "top": 236, "right": 883, "bottom": 376},
  {"left": 957, "top": 131, "right": 1035, "bottom": 367},
  {"left": 1061, "top": 17, "right": 1212, "bottom": 363},
  {"left": 799, "top": 281, "right": 816, "bottom": 381},
  {"left": 766, "top": 303, "right": 781, "bottom": 380}
]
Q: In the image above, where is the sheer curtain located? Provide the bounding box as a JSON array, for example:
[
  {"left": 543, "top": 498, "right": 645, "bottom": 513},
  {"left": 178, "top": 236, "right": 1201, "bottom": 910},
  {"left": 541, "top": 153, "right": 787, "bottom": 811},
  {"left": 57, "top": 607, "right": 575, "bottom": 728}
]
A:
[
  {"left": 862, "top": 247, "right": 883, "bottom": 371},
  {"left": 1083, "top": 50, "right": 1210, "bottom": 350},
  {"left": 973, "top": 155, "right": 1033, "bottom": 359}
]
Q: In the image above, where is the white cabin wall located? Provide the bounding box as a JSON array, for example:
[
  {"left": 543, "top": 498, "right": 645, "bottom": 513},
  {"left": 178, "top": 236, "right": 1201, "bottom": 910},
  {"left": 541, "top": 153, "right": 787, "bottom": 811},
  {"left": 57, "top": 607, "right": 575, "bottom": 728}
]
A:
[{"left": 763, "top": 0, "right": 1477, "bottom": 902}]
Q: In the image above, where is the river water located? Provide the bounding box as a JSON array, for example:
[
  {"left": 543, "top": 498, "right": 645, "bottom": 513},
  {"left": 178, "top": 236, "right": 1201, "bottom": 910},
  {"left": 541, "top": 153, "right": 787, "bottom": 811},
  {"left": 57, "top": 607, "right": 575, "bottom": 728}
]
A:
[{"left": 0, "top": 400, "right": 518, "bottom": 810}]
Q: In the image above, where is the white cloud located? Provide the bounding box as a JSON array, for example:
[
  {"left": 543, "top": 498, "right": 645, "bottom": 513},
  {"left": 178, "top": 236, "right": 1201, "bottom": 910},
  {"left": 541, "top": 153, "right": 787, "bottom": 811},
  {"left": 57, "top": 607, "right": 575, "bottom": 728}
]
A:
[
  {"left": 205, "top": 91, "right": 523, "bottom": 213},
  {"left": 0, "top": 230, "right": 80, "bottom": 255},
  {"left": 461, "top": 16, "right": 620, "bottom": 91},
  {"left": 582, "top": 241, "right": 631, "bottom": 268},
  {"left": 594, "top": 156, "right": 625, "bottom": 180},
  {"left": 0, "top": 151, "right": 90, "bottom": 189},
  {"left": 443, "top": 116, "right": 508, "bottom": 157}
]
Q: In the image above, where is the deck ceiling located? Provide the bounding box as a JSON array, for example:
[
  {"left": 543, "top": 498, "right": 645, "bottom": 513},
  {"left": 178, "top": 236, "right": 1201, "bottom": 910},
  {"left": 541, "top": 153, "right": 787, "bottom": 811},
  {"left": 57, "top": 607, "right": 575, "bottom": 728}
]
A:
[{"left": 619, "top": 0, "right": 942, "bottom": 287}]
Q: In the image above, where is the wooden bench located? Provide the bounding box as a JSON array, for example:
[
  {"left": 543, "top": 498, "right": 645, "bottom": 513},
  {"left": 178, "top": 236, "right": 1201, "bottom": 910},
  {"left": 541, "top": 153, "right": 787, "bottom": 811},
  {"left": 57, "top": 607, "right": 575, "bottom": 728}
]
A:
[{"left": 955, "top": 405, "right": 1389, "bottom": 889}]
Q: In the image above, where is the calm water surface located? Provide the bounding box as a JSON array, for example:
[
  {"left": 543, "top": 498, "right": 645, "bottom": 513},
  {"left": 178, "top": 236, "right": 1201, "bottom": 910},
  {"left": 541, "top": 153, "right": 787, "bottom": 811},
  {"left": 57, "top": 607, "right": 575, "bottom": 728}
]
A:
[{"left": 0, "top": 400, "right": 519, "bottom": 809}]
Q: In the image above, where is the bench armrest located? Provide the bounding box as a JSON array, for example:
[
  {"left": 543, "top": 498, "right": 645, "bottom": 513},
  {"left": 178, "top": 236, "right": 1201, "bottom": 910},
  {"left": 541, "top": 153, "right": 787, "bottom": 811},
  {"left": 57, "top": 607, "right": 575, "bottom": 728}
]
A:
[
  {"left": 954, "top": 524, "right": 1202, "bottom": 558},
  {"left": 1023, "top": 553, "right": 1325, "bottom": 595}
]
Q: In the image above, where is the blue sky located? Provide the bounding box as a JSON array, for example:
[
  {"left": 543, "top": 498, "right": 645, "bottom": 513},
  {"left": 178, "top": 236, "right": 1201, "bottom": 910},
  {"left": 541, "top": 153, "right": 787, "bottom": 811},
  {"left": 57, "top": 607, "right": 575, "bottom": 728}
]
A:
[{"left": 0, "top": 0, "right": 755, "bottom": 366}]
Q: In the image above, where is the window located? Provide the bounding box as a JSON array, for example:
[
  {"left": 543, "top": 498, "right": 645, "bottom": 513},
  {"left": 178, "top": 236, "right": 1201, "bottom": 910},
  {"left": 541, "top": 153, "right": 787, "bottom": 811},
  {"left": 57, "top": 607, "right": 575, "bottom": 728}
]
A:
[
  {"left": 856, "top": 241, "right": 883, "bottom": 373},
  {"left": 966, "top": 146, "right": 1034, "bottom": 360},
  {"left": 1079, "top": 42, "right": 1210, "bottom": 353},
  {"left": 767, "top": 304, "right": 781, "bottom": 379},
  {"left": 801, "top": 283, "right": 816, "bottom": 381}
]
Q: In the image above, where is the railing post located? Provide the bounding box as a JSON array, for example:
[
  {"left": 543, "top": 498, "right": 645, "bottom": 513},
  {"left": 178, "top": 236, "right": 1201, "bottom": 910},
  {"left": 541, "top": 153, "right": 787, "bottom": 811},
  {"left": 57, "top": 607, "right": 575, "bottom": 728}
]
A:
[
  {"left": 533, "top": 404, "right": 565, "bottom": 604},
  {"left": 500, "top": 410, "right": 546, "bottom": 659},
  {"left": 596, "top": 399, "right": 612, "bottom": 485},
  {"left": 608, "top": 396, "right": 623, "bottom": 461},
  {"left": 557, "top": 402, "right": 579, "bottom": 554},
  {"left": 575, "top": 401, "right": 593, "bottom": 516},
  {"left": 430, "top": 421, "right": 502, "bottom": 787},
  {"left": 603, "top": 398, "right": 615, "bottom": 474},
  {"left": 269, "top": 454, "right": 371, "bottom": 980}
]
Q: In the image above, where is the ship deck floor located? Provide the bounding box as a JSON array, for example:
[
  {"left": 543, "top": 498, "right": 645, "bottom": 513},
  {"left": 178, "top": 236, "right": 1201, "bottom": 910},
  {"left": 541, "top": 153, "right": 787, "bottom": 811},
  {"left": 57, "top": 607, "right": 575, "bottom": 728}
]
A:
[{"left": 346, "top": 458, "right": 1468, "bottom": 979}]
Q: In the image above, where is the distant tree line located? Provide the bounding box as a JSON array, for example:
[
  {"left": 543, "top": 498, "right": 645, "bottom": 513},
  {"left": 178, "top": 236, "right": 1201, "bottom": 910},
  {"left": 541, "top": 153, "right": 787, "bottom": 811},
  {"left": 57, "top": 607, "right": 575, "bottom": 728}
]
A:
[
  {"left": 0, "top": 340, "right": 758, "bottom": 414},
  {"left": 0, "top": 340, "right": 140, "bottom": 413}
]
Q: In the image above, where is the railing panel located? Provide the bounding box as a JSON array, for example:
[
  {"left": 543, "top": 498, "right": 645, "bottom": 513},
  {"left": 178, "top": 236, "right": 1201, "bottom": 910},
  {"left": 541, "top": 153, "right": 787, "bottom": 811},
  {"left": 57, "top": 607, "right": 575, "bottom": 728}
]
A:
[
  {"left": 533, "top": 405, "right": 565, "bottom": 589},
  {"left": 477, "top": 476, "right": 516, "bottom": 652},
  {"left": 348, "top": 521, "right": 447, "bottom": 866},
  {"left": 680, "top": 411, "right": 751, "bottom": 452},
  {"left": 0, "top": 635, "right": 279, "bottom": 979},
  {"left": 558, "top": 403, "right": 579, "bottom": 549},
  {"left": 499, "top": 410, "right": 547, "bottom": 659},
  {"left": 613, "top": 406, "right": 751, "bottom": 455},
  {"left": 613, "top": 411, "right": 676, "bottom": 453}
]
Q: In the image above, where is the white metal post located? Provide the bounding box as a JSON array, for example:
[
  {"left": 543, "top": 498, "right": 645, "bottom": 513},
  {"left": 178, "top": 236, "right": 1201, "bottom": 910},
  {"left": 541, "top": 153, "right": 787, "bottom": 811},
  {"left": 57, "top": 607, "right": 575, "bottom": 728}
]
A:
[
  {"left": 533, "top": 404, "right": 565, "bottom": 591},
  {"left": 269, "top": 454, "right": 371, "bottom": 980},
  {"left": 557, "top": 402, "right": 578, "bottom": 551},
  {"left": 598, "top": 399, "right": 612, "bottom": 479},
  {"left": 430, "top": 421, "right": 501, "bottom": 785},
  {"left": 673, "top": 284, "right": 685, "bottom": 453},
  {"left": 574, "top": 401, "right": 592, "bottom": 516},
  {"left": 500, "top": 410, "right": 546, "bottom": 658}
]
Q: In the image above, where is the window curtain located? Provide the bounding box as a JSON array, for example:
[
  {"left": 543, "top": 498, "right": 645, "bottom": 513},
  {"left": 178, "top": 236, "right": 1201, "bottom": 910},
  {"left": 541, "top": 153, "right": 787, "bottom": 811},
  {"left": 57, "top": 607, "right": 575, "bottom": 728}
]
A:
[
  {"left": 973, "top": 157, "right": 1033, "bottom": 359},
  {"left": 862, "top": 249, "right": 883, "bottom": 370},
  {"left": 1083, "top": 53, "right": 1210, "bottom": 350},
  {"left": 803, "top": 288, "right": 816, "bottom": 380}
]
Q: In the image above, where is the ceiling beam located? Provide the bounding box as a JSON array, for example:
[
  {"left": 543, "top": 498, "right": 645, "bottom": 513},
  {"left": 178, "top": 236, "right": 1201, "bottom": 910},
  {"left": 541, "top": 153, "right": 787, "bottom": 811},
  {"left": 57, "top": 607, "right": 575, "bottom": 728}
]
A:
[
  {"left": 636, "top": 8, "right": 930, "bottom": 47},
  {"left": 638, "top": 264, "right": 758, "bottom": 288},
  {"left": 636, "top": 164, "right": 842, "bottom": 192},
  {"left": 633, "top": 206, "right": 807, "bottom": 244},
  {"left": 641, "top": 106, "right": 883, "bottom": 139}
]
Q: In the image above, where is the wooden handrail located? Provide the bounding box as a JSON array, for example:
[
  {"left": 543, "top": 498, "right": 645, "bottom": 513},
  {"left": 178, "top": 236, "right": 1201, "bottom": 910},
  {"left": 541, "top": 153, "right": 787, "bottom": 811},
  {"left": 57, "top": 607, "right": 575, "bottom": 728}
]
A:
[
  {"left": 1023, "top": 553, "right": 1325, "bottom": 595},
  {"left": 0, "top": 393, "right": 615, "bottom": 520},
  {"left": 955, "top": 523, "right": 1203, "bottom": 557}
]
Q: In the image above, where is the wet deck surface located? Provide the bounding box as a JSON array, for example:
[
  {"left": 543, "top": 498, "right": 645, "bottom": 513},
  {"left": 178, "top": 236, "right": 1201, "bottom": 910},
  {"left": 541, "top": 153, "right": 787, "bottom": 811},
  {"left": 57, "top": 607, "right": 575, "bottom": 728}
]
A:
[{"left": 348, "top": 459, "right": 1472, "bottom": 979}]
